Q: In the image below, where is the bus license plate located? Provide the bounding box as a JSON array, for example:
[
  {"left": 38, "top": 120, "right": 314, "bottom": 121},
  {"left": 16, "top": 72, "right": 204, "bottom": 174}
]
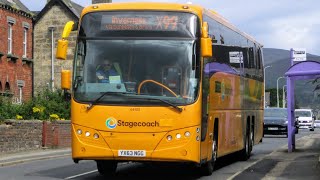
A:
[
  {"left": 118, "top": 150, "right": 146, "bottom": 157},
  {"left": 268, "top": 127, "right": 278, "bottom": 130}
]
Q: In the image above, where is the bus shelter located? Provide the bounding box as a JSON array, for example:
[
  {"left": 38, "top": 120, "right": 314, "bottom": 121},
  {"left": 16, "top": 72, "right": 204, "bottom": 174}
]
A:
[{"left": 285, "top": 61, "right": 320, "bottom": 152}]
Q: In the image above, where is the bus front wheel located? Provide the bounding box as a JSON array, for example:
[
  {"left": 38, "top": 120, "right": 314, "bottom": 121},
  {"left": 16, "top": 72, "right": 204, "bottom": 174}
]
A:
[
  {"left": 96, "top": 160, "right": 117, "bottom": 176},
  {"left": 201, "top": 137, "right": 218, "bottom": 176}
]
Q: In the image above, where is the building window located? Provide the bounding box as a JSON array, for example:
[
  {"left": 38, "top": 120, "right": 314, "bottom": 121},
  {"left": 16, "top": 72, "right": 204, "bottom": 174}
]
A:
[
  {"left": 8, "top": 23, "right": 13, "bottom": 54},
  {"left": 23, "top": 28, "right": 27, "bottom": 57}
]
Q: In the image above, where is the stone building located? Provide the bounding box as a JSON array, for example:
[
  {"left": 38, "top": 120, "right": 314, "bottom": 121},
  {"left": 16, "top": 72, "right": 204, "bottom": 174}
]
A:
[
  {"left": 33, "top": 0, "right": 83, "bottom": 92},
  {"left": 33, "top": 0, "right": 111, "bottom": 92},
  {"left": 0, "top": 0, "right": 33, "bottom": 103}
]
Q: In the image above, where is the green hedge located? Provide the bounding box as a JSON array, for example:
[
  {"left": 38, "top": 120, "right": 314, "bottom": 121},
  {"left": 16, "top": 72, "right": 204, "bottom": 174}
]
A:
[{"left": 0, "top": 89, "right": 70, "bottom": 121}]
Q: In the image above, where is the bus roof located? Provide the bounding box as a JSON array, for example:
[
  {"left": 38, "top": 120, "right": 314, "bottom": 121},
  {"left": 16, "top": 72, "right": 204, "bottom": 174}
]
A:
[{"left": 82, "top": 2, "right": 203, "bottom": 17}]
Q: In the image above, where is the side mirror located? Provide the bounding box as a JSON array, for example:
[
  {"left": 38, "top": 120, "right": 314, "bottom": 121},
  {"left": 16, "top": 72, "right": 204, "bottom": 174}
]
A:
[
  {"left": 56, "top": 21, "right": 76, "bottom": 60},
  {"left": 61, "top": 70, "right": 71, "bottom": 90},
  {"left": 201, "top": 22, "right": 212, "bottom": 57}
]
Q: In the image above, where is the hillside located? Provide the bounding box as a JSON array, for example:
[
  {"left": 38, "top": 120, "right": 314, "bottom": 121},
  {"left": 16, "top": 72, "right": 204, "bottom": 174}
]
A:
[{"left": 263, "top": 48, "right": 320, "bottom": 109}]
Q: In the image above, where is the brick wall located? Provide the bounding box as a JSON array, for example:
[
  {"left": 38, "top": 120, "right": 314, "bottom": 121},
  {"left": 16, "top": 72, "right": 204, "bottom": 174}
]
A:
[
  {"left": 0, "top": 120, "right": 71, "bottom": 154},
  {"left": 43, "top": 120, "right": 71, "bottom": 148},
  {"left": 0, "top": 7, "right": 33, "bottom": 101}
]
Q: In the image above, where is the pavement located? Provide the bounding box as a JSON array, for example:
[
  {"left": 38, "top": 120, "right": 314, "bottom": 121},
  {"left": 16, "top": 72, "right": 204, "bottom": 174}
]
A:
[
  {"left": 233, "top": 133, "right": 320, "bottom": 180},
  {"left": 0, "top": 148, "right": 71, "bottom": 167},
  {"left": 0, "top": 133, "right": 319, "bottom": 179}
]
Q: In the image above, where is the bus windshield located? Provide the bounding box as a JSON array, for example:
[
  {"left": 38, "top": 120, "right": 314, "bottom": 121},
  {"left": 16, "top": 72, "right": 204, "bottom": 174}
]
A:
[{"left": 73, "top": 11, "right": 200, "bottom": 106}]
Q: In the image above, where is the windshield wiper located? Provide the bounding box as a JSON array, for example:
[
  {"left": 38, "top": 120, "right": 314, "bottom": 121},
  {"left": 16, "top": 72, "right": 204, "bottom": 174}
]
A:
[
  {"left": 86, "top": 92, "right": 183, "bottom": 113},
  {"left": 144, "top": 98, "right": 183, "bottom": 113},
  {"left": 86, "top": 92, "right": 132, "bottom": 111}
]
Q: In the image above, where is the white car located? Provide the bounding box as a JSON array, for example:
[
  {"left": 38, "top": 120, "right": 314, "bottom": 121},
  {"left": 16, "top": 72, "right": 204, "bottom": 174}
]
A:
[{"left": 295, "top": 109, "right": 315, "bottom": 131}]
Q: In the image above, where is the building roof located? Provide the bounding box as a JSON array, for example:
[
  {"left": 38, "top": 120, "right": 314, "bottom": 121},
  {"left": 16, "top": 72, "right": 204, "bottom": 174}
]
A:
[
  {"left": 0, "top": 0, "right": 33, "bottom": 16},
  {"left": 35, "top": 0, "right": 84, "bottom": 23}
]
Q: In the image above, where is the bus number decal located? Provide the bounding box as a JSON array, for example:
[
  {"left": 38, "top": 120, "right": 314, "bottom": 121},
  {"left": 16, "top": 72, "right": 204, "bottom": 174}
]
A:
[{"left": 156, "top": 16, "right": 178, "bottom": 30}]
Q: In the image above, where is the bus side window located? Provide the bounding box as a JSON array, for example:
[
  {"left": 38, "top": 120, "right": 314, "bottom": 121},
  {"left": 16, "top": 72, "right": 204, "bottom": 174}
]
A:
[{"left": 162, "top": 66, "right": 181, "bottom": 95}]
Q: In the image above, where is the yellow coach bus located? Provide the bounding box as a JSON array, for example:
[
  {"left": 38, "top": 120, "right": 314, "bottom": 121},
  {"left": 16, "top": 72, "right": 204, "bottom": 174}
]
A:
[{"left": 57, "top": 2, "right": 264, "bottom": 176}]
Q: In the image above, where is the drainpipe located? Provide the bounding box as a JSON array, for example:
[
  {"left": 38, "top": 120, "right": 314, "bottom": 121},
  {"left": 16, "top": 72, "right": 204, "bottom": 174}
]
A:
[
  {"left": 32, "top": 21, "right": 34, "bottom": 98},
  {"left": 48, "top": 26, "right": 56, "bottom": 91}
]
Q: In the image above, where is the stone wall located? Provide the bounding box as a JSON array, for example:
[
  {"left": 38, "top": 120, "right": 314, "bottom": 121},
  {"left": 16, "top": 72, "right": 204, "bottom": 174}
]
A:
[
  {"left": 33, "top": 3, "right": 76, "bottom": 92},
  {"left": 0, "top": 120, "right": 42, "bottom": 153},
  {"left": 0, "top": 120, "right": 71, "bottom": 154}
]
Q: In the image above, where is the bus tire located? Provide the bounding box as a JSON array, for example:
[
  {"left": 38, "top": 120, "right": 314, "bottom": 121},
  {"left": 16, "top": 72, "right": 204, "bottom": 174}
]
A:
[
  {"left": 96, "top": 160, "right": 117, "bottom": 176},
  {"left": 239, "top": 124, "right": 252, "bottom": 161},
  {"left": 201, "top": 136, "right": 218, "bottom": 176}
]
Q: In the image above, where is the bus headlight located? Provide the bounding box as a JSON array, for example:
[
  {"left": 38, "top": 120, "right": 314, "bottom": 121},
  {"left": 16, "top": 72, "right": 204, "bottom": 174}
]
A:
[
  {"left": 184, "top": 131, "right": 191, "bottom": 137},
  {"left": 85, "top": 131, "right": 91, "bottom": 137},
  {"left": 93, "top": 133, "right": 99, "bottom": 139},
  {"left": 176, "top": 133, "right": 181, "bottom": 139},
  {"left": 167, "top": 135, "right": 173, "bottom": 141},
  {"left": 77, "top": 129, "right": 82, "bottom": 135}
]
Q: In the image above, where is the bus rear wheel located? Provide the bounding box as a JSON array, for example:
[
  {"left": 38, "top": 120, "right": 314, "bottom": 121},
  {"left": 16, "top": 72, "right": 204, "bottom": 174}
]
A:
[
  {"left": 96, "top": 160, "right": 117, "bottom": 176},
  {"left": 239, "top": 124, "right": 252, "bottom": 161}
]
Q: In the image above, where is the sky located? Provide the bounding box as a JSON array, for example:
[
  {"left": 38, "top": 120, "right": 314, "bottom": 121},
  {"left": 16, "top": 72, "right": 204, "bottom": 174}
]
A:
[{"left": 20, "top": 0, "right": 320, "bottom": 56}]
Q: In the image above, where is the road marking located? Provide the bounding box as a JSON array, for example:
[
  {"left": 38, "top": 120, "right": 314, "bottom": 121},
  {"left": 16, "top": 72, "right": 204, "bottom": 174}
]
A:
[
  {"left": 261, "top": 161, "right": 289, "bottom": 180},
  {"left": 64, "top": 162, "right": 130, "bottom": 179},
  {"left": 226, "top": 157, "right": 263, "bottom": 180},
  {"left": 64, "top": 170, "right": 98, "bottom": 179}
]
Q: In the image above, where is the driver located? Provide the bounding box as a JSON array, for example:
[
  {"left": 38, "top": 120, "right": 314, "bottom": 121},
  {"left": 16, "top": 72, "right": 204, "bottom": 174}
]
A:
[{"left": 96, "top": 59, "right": 120, "bottom": 83}]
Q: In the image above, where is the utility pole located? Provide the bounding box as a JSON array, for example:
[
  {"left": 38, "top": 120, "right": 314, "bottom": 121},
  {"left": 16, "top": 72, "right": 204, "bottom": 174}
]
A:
[{"left": 277, "top": 76, "right": 285, "bottom": 108}]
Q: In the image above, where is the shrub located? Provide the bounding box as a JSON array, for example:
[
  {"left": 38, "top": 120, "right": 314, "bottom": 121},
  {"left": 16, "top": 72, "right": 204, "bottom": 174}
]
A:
[{"left": 0, "top": 89, "right": 70, "bottom": 121}]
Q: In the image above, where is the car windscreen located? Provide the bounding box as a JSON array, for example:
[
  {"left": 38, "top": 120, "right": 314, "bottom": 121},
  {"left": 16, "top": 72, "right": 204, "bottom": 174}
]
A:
[
  {"left": 264, "top": 109, "right": 287, "bottom": 117},
  {"left": 295, "top": 111, "right": 311, "bottom": 117}
]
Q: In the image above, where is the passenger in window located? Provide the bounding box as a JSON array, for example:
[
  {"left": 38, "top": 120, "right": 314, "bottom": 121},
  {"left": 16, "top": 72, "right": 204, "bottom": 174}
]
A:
[{"left": 96, "top": 59, "right": 121, "bottom": 83}]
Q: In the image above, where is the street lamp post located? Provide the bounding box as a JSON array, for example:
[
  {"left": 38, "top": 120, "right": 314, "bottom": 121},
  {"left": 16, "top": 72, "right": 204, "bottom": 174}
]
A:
[
  {"left": 282, "top": 85, "right": 287, "bottom": 108},
  {"left": 277, "top": 76, "right": 285, "bottom": 107},
  {"left": 264, "top": 65, "right": 272, "bottom": 107}
]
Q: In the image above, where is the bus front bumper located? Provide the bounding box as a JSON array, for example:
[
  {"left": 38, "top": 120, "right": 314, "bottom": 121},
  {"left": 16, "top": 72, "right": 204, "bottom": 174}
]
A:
[{"left": 71, "top": 124, "right": 201, "bottom": 163}]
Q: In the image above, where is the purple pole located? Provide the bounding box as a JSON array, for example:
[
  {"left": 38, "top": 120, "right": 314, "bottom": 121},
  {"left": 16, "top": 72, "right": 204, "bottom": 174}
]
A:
[{"left": 287, "top": 77, "right": 295, "bottom": 152}]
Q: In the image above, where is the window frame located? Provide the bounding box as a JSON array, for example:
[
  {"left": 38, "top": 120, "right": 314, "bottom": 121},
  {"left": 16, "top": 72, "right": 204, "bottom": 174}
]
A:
[
  {"left": 8, "top": 23, "right": 13, "bottom": 54},
  {"left": 23, "top": 28, "right": 27, "bottom": 57}
]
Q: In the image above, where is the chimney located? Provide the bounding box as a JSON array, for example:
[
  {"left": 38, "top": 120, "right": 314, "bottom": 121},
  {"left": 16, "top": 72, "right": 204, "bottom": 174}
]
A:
[{"left": 92, "top": 0, "right": 112, "bottom": 4}]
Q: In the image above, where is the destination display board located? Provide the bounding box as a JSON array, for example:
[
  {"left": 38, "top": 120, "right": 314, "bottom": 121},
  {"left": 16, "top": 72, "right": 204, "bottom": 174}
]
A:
[{"left": 80, "top": 11, "right": 198, "bottom": 38}]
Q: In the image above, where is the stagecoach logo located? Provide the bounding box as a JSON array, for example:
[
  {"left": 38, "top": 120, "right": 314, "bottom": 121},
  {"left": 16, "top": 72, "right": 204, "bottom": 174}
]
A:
[
  {"left": 105, "top": 117, "right": 160, "bottom": 129},
  {"left": 106, "top": 117, "right": 117, "bottom": 129}
]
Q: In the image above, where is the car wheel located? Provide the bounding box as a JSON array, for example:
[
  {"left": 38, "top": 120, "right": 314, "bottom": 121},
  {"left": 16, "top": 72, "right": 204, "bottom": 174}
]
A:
[{"left": 310, "top": 128, "right": 314, "bottom": 131}]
